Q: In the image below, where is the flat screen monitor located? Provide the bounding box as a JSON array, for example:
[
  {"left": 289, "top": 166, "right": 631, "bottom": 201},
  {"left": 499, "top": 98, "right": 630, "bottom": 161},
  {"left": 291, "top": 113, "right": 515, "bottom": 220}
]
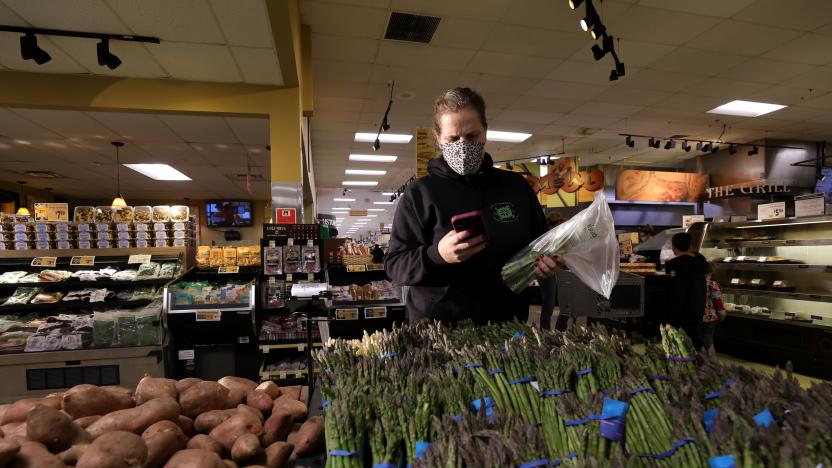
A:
[{"left": 206, "top": 200, "right": 253, "bottom": 227}]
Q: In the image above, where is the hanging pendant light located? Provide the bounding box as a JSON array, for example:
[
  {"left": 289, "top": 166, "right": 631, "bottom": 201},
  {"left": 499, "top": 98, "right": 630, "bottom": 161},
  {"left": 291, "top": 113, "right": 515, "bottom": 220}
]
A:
[
  {"left": 111, "top": 141, "right": 126, "bottom": 207},
  {"left": 16, "top": 181, "right": 30, "bottom": 216}
]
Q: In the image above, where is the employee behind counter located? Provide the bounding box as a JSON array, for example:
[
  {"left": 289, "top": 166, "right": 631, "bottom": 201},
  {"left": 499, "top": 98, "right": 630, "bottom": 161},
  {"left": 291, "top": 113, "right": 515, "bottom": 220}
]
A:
[{"left": 386, "top": 87, "right": 563, "bottom": 325}]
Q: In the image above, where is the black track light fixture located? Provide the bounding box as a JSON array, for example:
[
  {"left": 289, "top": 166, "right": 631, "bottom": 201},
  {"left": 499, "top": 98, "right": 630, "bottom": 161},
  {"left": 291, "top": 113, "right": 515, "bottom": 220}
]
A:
[
  {"left": 371, "top": 80, "right": 395, "bottom": 151},
  {"left": 648, "top": 137, "right": 656, "bottom": 148},
  {"left": 592, "top": 44, "right": 606, "bottom": 61},
  {"left": 96, "top": 38, "right": 121, "bottom": 70},
  {"left": 20, "top": 33, "right": 51, "bottom": 64},
  {"left": 615, "top": 60, "right": 626, "bottom": 78},
  {"left": 381, "top": 116, "right": 390, "bottom": 132},
  {"left": 702, "top": 142, "right": 712, "bottom": 152},
  {"left": 506, "top": 162, "right": 514, "bottom": 171},
  {"left": 711, "top": 145, "right": 720, "bottom": 153},
  {"left": 609, "top": 69, "right": 619, "bottom": 81},
  {"left": 728, "top": 144, "right": 737, "bottom": 155},
  {"left": 372, "top": 138, "right": 381, "bottom": 151},
  {"left": 625, "top": 135, "right": 634, "bottom": 148},
  {"left": 682, "top": 140, "right": 691, "bottom": 152},
  {"left": 748, "top": 145, "right": 759, "bottom": 156},
  {"left": 664, "top": 139, "right": 676, "bottom": 150},
  {"left": 568, "top": 0, "right": 584, "bottom": 9},
  {"left": 696, "top": 142, "right": 703, "bottom": 152}
]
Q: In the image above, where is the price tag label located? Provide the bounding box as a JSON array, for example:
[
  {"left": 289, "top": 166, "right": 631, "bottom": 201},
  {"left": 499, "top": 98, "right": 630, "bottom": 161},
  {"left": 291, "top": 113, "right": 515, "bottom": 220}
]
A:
[
  {"left": 736, "top": 256, "right": 747, "bottom": 262},
  {"left": 238, "top": 336, "right": 250, "bottom": 344},
  {"left": 307, "top": 273, "right": 314, "bottom": 281},
  {"left": 177, "top": 349, "right": 195, "bottom": 360},
  {"left": 286, "top": 274, "right": 293, "bottom": 282},
  {"left": 795, "top": 193, "right": 825, "bottom": 218},
  {"left": 367, "top": 263, "right": 385, "bottom": 271},
  {"left": 307, "top": 239, "right": 313, "bottom": 247},
  {"left": 757, "top": 257, "right": 768, "bottom": 263},
  {"left": 758, "top": 201, "right": 786, "bottom": 221},
  {"left": 287, "top": 238, "right": 294, "bottom": 246},
  {"left": 34, "top": 203, "right": 69, "bottom": 222},
  {"left": 218, "top": 266, "right": 240, "bottom": 274},
  {"left": 682, "top": 215, "right": 705, "bottom": 229},
  {"left": 31, "top": 257, "right": 57, "bottom": 267},
  {"left": 346, "top": 264, "right": 367, "bottom": 272},
  {"left": 196, "top": 310, "right": 222, "bottom": 322},
  {"left": 70, "top": 256, "right": 95, "bottom": 266},
  {"left": 365, "top": 306, "right": 388, "bottom": 319},
  {"left": 279, "top": 372, "right": 287, "bottom": 380},
  {"left": 335, "top": 308, "right": 359, "bottom": 320},
  {"left": 128, "top": 254, "right": 152, "bottom": 264}
]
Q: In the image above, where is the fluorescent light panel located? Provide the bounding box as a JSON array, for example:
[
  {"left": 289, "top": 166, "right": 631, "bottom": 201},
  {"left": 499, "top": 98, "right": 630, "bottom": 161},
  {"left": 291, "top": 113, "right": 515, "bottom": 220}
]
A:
[
  {"left": 487, "top": 130, "right": 532, "bottom": 143},
  {"left": 373, "top": 201, "right": 394, "bottom": 205},
  {"left": 123, "top": 164, "right": 191, "bottom": 181},
  {"left": 333, "top": 198, "right": 355, "bottom": 202},
  {"left": 355, "top": 133, "right": 412, "bottom": 143},
  {"left": 367, "top": 208, "right": 386, "bottom": 212},
  {"left": 349, "top": 154, "right": 398, "bottom": 162},
  {"left": 707, "top": 100, "right": 786, "bottom": 117},
  {"left": 342, "top": 181, "right": 378, "bottom": 186},
  {"left": 381, "top": 192, "right": 395, "bottom": 196},
  {"left": 345, "top": 169, "right": 387, "bottom": 175}
]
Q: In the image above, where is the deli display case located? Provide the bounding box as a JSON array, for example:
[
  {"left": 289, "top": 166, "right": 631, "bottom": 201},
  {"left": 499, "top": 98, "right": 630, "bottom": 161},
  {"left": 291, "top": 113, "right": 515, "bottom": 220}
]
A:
[{"left": 694, "top": 215, "right": 832, "bottom": 378}]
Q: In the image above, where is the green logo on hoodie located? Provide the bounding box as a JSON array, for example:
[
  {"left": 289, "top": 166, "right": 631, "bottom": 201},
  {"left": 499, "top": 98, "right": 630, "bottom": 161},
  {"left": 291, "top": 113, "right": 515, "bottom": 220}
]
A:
[{"left": 491, "top": 202, "right": 518, "bottom": 223}]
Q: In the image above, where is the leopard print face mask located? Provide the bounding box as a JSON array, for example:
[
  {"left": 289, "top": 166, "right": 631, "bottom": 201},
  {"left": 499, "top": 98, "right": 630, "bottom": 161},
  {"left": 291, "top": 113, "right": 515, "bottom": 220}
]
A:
[{"left": 440, "top": 140, "right": 486, "bottom": 176}]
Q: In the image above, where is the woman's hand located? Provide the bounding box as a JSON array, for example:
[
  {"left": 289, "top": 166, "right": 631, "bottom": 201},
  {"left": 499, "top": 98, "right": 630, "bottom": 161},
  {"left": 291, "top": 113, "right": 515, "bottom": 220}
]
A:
[
  {"left": 438, "top": 230, "right": 487, "bottom": 263},
  {"left": 535, "top": 254, "right": 564, "bottom": 279}
]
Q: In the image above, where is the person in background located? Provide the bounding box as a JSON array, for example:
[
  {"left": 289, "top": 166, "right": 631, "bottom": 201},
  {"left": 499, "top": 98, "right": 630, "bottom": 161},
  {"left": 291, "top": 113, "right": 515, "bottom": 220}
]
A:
[
  {"left": 541, "top": 211, "right": 568, "bottom": 330},
  {"left": 639, "top": 224, "right": 655, "bottom": 243},
  {"left": 385, "top": 87, "right": 562, "bottom": 325},
  {"left": 371, "top": 243, "right": 385, "bottom": 264},
  {"left": 702, "top": 262, "right": 726, "bottom": 352},
  {"left": 664, "top": 232, "right": 707, "bottom": 349}
]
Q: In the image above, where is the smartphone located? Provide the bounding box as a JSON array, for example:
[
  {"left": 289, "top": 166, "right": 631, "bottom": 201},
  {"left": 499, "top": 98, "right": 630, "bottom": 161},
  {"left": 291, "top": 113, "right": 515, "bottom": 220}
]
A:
[{"left": 451, "top": 211, "right": 488, "bottom": 241}]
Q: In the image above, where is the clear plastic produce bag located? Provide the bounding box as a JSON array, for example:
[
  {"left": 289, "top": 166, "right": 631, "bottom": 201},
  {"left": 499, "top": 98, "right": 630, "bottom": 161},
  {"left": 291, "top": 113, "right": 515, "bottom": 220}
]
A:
[{"left": 502, "top": 191, "right": 619, "bottom": 298}]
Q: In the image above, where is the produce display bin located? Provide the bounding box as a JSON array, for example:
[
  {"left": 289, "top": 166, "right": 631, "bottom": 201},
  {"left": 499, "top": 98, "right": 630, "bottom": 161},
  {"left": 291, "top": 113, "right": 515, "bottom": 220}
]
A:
[{"left": 556, "top": 270, "right": 644, "bottom": 318}]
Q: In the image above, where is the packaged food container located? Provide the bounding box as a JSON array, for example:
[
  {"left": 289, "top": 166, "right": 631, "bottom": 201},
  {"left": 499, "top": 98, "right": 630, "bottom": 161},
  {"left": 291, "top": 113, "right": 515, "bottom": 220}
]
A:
[
  {"left": 14, "top": 241, "right": 30, "bottom": 250},
  {"left": 135, "top": 239, "right": 149, "bottom": 248},
  {"left": 13, "top": 223, "right": 28, "bottom": 233},
  {"left": 76, "top": 223, "right": 90, "bottom": 232},
  {"left": 112, "top": 206, "right": 134, "bottom": 223},
  {"left": 0, "top": 242, "right": 7, "bottom": 250},
  {"left": 135, "top": 231, "right": 150, "bottom": 240},
  {"left": 134, "top": 206, "right": 152, "bottom": 223},
  {"left": 96, "top": 232, "right": 111, "bottom": 240},
  {"left": 14, "top": 213, "right": 30, "bottom": 223},
  {"left": 730, "top": 277, "right": 748, "bottom": 287},
  {"left": 94, "top": 206, "right": 114, "bottom": 223},
  {"left": 170, "top": 205, "right": 189, "bottom": 222},
  {"left": 77, "top": 232, "right": 92, "bottom": 241},
  {"left": 34, "top": 232, "right": 51, "bottom": 242},
  {"left": 95, "top": 223, "right": 110, "bottom": 232},
  {"left": 56, "top": 231, "right": 70, "bottom": 241},
  {"left": 152, "top": 206, "right": 171, "bottom": 223},
  {"left": 34, "top": 223, "right": 51, "bottom": 233},
  {"left": 173, "top": 230, "right": 187, "bottom": 239},
  {"left": 97, "top": 240, "right": 111, "bottom": 249},
  {"left": 154, "top": 231, "right": 168, "bottom": 240},
  {"left": 74, "top": 206, "right": 95, "bottom": 223},
  {"left": 77, "top": 240, "right": 91, "bottom": 249},
  {"left": 173, "top": 238, "right": 188, "bottom": 247},
  {"left": 749, "top": 278, "right": 768, "bottom": 289},
  {"left": 56, "top": 241, "right": 72, "bottom": 250},
  {"left": 117, "top": 240, "right": 131, "bottom": 249},
  {"left": 115, "top": 223, "right": 130, "bottom": 232},
  {"left": 0, "top": 213, "right": 15, "bottom": 223},
  {"left": 173, "top": 222, "right": 186, "bottom": 231},
  {"left": 135, "top": 223, "right": 149, "bottom": 232},
  {"left": 55, "top": 223, "right": 70, "bottom": 232},
  {"left": 117, "top": 231, "right": 131, "bottom": 240},
  {"left": 153, "top": 239, "right": 169, "bottom": 248},
  {"left": 0, "top": 233, "right": 6, "bottom": 242},
  {"left": 35, "top": 241, "right": 51, "bottom": 250},
  {"left": 153, "top": 222, "right": 167, "bottom": 231},
  {"left": 771, "top": 280, "right": 796, "bottom": 292}
]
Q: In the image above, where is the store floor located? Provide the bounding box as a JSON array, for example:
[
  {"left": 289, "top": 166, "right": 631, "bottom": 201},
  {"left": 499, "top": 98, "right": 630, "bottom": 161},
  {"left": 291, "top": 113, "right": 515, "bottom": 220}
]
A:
[{"left": 528, "top": 306, "right": 822, "bottom": 389}]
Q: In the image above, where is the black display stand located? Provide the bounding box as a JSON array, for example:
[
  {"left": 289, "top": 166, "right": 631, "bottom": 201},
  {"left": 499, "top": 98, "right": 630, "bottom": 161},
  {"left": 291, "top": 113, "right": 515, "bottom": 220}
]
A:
[{"left": 325, "top": 264, "right": 406, "bottom": 340}]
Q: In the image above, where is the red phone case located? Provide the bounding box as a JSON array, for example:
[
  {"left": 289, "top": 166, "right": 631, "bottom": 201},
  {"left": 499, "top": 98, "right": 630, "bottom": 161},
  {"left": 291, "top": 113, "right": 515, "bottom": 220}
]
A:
[{"left": 451, "top": 211, "right": 487, "bottom": 240}]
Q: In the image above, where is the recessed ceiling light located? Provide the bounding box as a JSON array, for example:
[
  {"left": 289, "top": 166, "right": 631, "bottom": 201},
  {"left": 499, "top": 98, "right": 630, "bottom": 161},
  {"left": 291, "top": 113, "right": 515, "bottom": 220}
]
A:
[
  {"left": 331, "top": 207, "right": 351, "bottom": 210},
  {"left": 335, "top": 218, "right": 344, "bottom": 220},
  {"left": 487, "top": 130, "right": 532, "bottom": 143},
  {"left": 355, "top": 133, "right": 412, "bottom": 143},
  {"left": 345, "top": 169, "right": 387, "bottom": 175},
  {"left": 124, "top": 164, "right": 191, "bottom": 181},
  {"left": 367, "top": 214, "right": 377, "bottom": 217},
  {"left": 707, "top": 100, "right": 786, "bottom": 117},
  {"left": 367, "top": 208, "right": 386, "bottom": 212},
  {"left": 333, "top": 198, "right": 355, "bottom": 202},
  {"left": 343, "top": 181, "right": 379, "bottom": 186},
  {"left": 350, "top": 154, "right": 398, "bottom": 162},
  {"left": 373, "top": 201, "right": 394, "bottom": 205},
  {"left": 15, "top": 140, "right": 31, "bottom": 145}
]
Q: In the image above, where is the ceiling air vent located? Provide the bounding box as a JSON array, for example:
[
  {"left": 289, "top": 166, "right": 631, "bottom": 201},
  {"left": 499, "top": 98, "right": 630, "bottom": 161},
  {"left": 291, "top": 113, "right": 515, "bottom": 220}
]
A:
[{"left": 384, "top": 12, "right": 441, "bottom": 44}]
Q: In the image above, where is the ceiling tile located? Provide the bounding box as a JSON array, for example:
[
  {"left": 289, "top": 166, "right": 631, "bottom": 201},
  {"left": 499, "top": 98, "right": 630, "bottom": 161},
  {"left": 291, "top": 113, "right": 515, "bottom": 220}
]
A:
[
  {"left": 652, "top": 93, "right": 726, "bottom": 112},
  {"left": 647, "top": 47, "right": 746, "bottom": 77},
  {"left": 494, "top": 109, "right": 561, "bottom": 125},
  {"left": 10, "top": 109, "right": 120, "bottom": 140},
  {"left": 734, "top": 0, "right": 832, "bottom": 31},
  {"left": 375, "top": 42, "right": 475, "bottom": 71},
  {"left": 759, "top": 106, "right": 826, "bottom": 122},
  {"left": 4, "top": 0, "right": 127, "bottom": 32},
  {"left": 762, "top": 33, "right": 832, "bottom": 65},
  {"left": 149, "top": 42, "right": 242, "bottom": 82},
  {"left": 607, "top": 5, "right": 722, "bottom": 46},
  {"left": 683, "top": 77, "right": 769, "bottom": 99},
  {"left": 0, "top": 108, "right": 62, "bottom": 139},
  {"left": 547, "top": 60, "right": 629, "bottom": 86},
  {"left": 717, "top": 58, "right": 816, "bottom": 84},
  {"left": 300, "top": 0, "right": 388, "bottom": 39},
  {"left": 594, "top": 86, "right": 671, "bottom": 106},
  {"left": 526, "top": 80, "right": 608, "bottom": 100},
  {"left": 0, "top": 1, "right": 26, "bottom": 26},
  {"left": 369, "top": 64, "right": 459, "bottom": 92},
  {"left": 87, "top": 112, "right": 182, "bottom": 142},
  {"left": 159, "top": 114, "right": 238, "bottom": 143},
  {"left": 800, "top": 92, "right": 832, "bottom": 110},
  {"left": 618, "top": 68, "right": 705, "bottom": 92},
  {"left": 783, "top": 65, "right": 832, "bottom": 91},
  {"left": 50, "top": 36, "right": 168, "bottom": 78},
  {"left": 429, "top": 17, "right": 495, "bottom": 50},
  {"left": 0, "top": 33, "right": 88, "bottom": 74},
  {"left": 748, "top": 85, "right": 826, "bottom": 106},
  {"left": 389, "top": 0, "right": 513, "bottom": 21},
  {"left": 481, "top": 24, "right": 589, "bottom": 60},
  {"left": 570, "top": 102, "right": 644, "bottom": 118},
  {"left": 231, "top": 46, "right": 283, "bottom": 85},
  {"left": 209, "top": 0, "right": 274, "bottom": 47},
  {"left": 567, "top": 40, "right": 674, "bottom": 68},
  {"left": 313, "top": 60, "right": 373, "bottom": 83},
  {"left": 225, "top": 117, "right": 269, "bottom": 145},
  {"left": 501, "top": 0, "right": 633, "bottom": 33},
  {"left": 106, "top": 0, "right": 225, "bottom": 43},
  {"left": 637, "top": 0, "right": 756, "bottom": 17},
  {"left": 316, "top": 96, "right": 366, "bottom": 113},
  {"left": 685, "top": 20, "right": 802, "bottom": 56},
  {"left": 455, "top": 72, "right": 539, "bottom": 95},
  {"left": 554, "top": 112, "right": 621, "bottom": 129},
  {"left": 316, "top": 80, "right": 371, "bottom": 99},
  {"left": 311, "top": 33, "right": 378, "bottom": 63},
  {"left": 466, "top": 51, "right": 561, "bottom": 78}
]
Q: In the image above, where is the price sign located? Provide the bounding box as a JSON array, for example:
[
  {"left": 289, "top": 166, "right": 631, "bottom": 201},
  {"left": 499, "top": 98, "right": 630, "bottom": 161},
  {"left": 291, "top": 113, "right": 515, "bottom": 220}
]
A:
[
  {"left": 346, "top": 264, "right": 367, "bottom": 272},
  {"left": 682, "top": 215, "right": 705, "bottom": 229},
  {"left": 238, "top": 336, "right": 250, "bottom": 344},
  {"left": 367, "top": 263, "right": 385, "bottom": 271},
  {"left": 335, "top": 308, "right": 359, "bottom": 320},
  {"left": 365, "top": 307, "right": 388, "bottom": 319},
  {"left": 196, "top": 310, "right": 222, "bottom": 322},
  {"left": 177, "top": 349, "right": 195, "bottom": 360},
  {"left": 128, "top": 254, "right": 152, "bottom": 264},
  {"left": 70, "top": 256, "right": 95, "bottom": 266},
  {"left": 758, "top": 202, "right": 786, "bottom": 221},
  {"left": 31, "top": 257, "right": 57, "bottom": 267},
  {"left": 218, "top": 266, "right": 240, "bottom": 274},
  {"left": 795, "top": 193, "right": 825, "bottom": 218},
  {"left": 34, "top": 203, "right": 69, "bottom": 222}
]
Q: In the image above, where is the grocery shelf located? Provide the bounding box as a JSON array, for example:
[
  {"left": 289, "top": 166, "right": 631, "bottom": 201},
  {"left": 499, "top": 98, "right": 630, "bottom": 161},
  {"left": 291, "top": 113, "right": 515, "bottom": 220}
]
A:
[
  {"left": 258, "top": 363, "right": 310, "bottom": 381},
  {"left": 0, "top": 277, "right": 175, "bottom": 290},
  {"left": 0, "top": 247, "right": 187, "bottom": 260},
  {"left": 0, "top": 298, "right": 154, "bottom": 313},
  {"left": 259, "top": 341, "right": 323, "bottom": 353},
  {"left": 724, "top": 312, "right": 821, "bottom": 330},
  {"left": 722, "top": 288, "right": 832, "bottom": 304},
  {"left": 330, "top": 299, "right": 402, "bottom": 307},
  {"left": 192, "top": 266, "right": 262, "bottom": 276},
  {"left": 713, "top": 263, "right": 832, "bottom": 273},
  {"left": 716, "top": 239, "right": 832, "bottom": 248},
  {"left": 0, "top": 344, "right": 162, "bottom": 365}
]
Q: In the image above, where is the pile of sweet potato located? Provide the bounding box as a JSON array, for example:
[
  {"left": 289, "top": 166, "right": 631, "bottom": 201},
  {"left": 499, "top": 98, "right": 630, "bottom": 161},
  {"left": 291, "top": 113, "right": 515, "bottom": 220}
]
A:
[{"left": 0, "top": 375, "right": 325, "bottom": 468}]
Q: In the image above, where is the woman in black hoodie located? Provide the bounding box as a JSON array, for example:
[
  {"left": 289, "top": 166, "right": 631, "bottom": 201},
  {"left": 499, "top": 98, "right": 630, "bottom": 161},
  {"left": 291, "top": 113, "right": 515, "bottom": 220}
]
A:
[{"left": 385, "top": 87, "right": 561, "bottom": 325}]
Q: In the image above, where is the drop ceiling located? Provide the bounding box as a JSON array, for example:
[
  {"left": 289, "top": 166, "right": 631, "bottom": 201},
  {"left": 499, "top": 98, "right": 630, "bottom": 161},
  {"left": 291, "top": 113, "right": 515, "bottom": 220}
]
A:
[
  {"left": 302, "top": 0, "right": 832, "bottom": 198},
  {"left": 0, "top": 107, "right": 270, "bottom": 200}
]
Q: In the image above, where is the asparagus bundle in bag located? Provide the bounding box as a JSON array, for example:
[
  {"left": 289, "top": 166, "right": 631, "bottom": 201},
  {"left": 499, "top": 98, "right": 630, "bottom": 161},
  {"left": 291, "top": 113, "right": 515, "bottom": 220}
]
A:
[{"left": 502, "top": 191, "right": 619, "bottom": 298}]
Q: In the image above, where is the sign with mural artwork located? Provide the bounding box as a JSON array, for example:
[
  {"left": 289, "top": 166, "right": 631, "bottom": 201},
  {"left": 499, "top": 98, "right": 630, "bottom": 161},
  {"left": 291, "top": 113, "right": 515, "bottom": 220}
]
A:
[
  {"left": 415, "top": 127, "right": 440, "bottom": 178},
  {"left": 616, "top": 170, "right": 708, "bottom": 202},
  {"left": 510, "top": 158, "right": 604, "bottom": 207}
]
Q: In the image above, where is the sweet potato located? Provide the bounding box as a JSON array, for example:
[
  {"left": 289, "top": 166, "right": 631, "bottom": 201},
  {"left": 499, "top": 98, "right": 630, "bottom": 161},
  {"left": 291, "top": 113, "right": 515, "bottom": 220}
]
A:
[
  {"left": 285, "top": 423, "right": 302, "bottom": 446},
  {"left": 298, "top": 386, "right": 309, "bottom": 405},
  {"left": 260, "top": 412, "right": 292, "bottom": 446},
  {"left": 87, "top": 397, "right": 180, "bottom": 438},
  {"left": 208, "top": 413, "right": 263, "bottom": 452},
  {"left": 175, "top": 415, "right": 194, "bottom": 436},
  {"left": 26, "top": 404, "right": 91, "bottom": 453},
  {"left": 77, "top": 431, "right": 146, "bottom": 468},
  {"left": 245, "top": 391, "right": 273, "bottom": 414},
  {"left": 74, "top": 415, "right": 102, "bottom": 429},
  {"left": 230, "top": 433, "right": 261, "bottom": 464},
  {"left": 254, "top": 382, "right": 280, "bottom": 400},
  {"left": 135, "top": 376, "right": 178, "bottom": 405},
  {"left": 143, "top": 426, "right": 187, "bottom": 468},
  {"left": 193, "top": 409, "right": 236, "bottom": 434},
  {"left": 8, "top": 440, "right": 64, "bottom": 468},
  {"left": 62, "top": 384, "right": 135, "bottom": 419},
  {"left": 1, "top": 396, "right": 62, "bottom": 425},
  {"left": 276, "top": 386, "right": 300, "bottom": 401},
  {"left": 174, "top": 378, "right": 202, "bottom": 394},
  {"left": 292, "top": 416, "right": 323, "bottom": 457},
  {"left": 0, "top": 404, "right": 9, "bottom": 424},
  {"left": 217, "top": 377, "right": 258, "bottom": 395},
  {"left": 2, "top": 422, "right": 27, "bottom": 441},
  {"left": 179, "top": 382, "right": 229, "bottom": 419},
  {"left": 163, "top": 449, "right": 226, "bottom": 468},
  {"left": 141, "top": 421, "right": 182, "bottom": 440},
  {"left": 264, "top": 441, "right": 293, "bottom": 468},
  {"left": 223, "top": 388, "right": 247, "bottom": 409},
  {"left": 270, "top": 399, "right": 307, "bottom": 422},
  {"left": 222, "top": 460, "right": 238, "bottom": 468},
  {"left": 57, "top": 444, "right": 88, "bottom": 465},
  {"left": 236, "top": 405, "right": 263, "bottom": 423},
  {"left": 0, "top": 438, "right": 20, "bottom": 465},
  {"left": 185, "top": 434, "right": 223, "bottom": 455}
]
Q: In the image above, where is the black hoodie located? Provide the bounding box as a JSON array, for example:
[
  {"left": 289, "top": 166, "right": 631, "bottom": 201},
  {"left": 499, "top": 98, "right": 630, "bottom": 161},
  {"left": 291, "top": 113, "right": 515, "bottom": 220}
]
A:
[{"left": 385, "top": 153, "right": 548, "bottom": 324}]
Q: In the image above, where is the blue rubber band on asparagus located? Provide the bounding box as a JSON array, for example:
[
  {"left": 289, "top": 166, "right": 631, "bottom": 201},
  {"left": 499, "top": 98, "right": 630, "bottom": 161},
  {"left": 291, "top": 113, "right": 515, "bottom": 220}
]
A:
[
  {"left": 488, "top": 369, "right": 505, "bottom": 376},
  {"left": 381, "top": 352, "right": 399, "bottom": 358},
  {"left": 329, "top": 449, "right": 360, "bottom": 457},
  {"left": 509, "top": 376, "right": 535, "bottom": 385},
  {"left": 576, "top": 368, "right": 592, "bottom": 375},
  {"left": 630, "top": 386, "right": 656, "bottom": 395},
  {"left": 564, "top": 417, "right": 590, "bottom": 426},
  {"left": 636, "top": 437, "right": 695, "bottom": 459},
  {"left": 519, "top": 458, "right": 549, "bottom": 468},
  {"left": 704, "top": 391, "right": 721, "bottom": 400},
  {"left": 539, "top": 389, "right": 572, "bottom": 397},
  {"left": 464, "top": 363, "right": 483, "bottom": 368}
]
